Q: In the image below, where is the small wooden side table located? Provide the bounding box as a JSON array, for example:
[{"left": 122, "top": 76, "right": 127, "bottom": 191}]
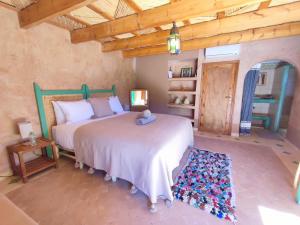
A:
[{"left": 7, "top": 137, "right": 58, "bottom": 183}]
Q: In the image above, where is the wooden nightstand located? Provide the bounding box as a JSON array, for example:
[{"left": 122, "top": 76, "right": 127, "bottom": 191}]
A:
[{"left": 7, "top": 137, "right": 58, "bottom": 183}]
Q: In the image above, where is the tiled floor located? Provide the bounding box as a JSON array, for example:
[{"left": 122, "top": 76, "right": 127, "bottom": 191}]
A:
[
  {"left": 195, "top": 129, "right": 300, "bottom": 176},
  {"left": 2, "top": 136, "right": 300, "bottom": 225}
]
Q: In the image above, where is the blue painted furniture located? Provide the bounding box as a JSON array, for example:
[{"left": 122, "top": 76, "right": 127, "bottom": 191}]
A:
[
  {"left": 251, "top": 65, "right": 293, "bottom": 131},
  {"left": 273, "top": 65, "right": 290, "bottom": 132},
  {"left": 253, "top": 97, "right": 277, "bottom": 104},
  {"left": 252, "top": 97, "right": 276, "bottom": 129},
  {"left": 252, "top": 114, "right": 271, "bottom": 129}
]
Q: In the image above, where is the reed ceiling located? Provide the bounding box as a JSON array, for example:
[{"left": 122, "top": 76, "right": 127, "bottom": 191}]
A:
[{"left": 1, "top": 0, "right": 300, "bottom": 57}]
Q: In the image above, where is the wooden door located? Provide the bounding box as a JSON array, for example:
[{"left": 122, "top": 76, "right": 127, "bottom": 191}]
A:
[{"left": 199, "top": 61, "right": 238, "bottom": 134}]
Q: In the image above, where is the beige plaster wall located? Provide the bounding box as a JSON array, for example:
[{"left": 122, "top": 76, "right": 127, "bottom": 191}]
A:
[
  {"left": 136, "top": 50, "right": 199, "bottom": 113},
  {"left": 136, "top": 36, "right": 300, "bottom": 148},
  {"left": 0, "top": 8, "right": 135, "bottom": 174}
]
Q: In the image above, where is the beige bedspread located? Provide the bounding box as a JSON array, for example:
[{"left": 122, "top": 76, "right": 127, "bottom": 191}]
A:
[{"left": 74, "top": 112, "right": 194, "bottom": 203}]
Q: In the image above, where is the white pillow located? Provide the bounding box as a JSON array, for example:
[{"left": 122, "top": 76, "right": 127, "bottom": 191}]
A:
[
  {"left": 109, "top": 96, "right": 124, "bottom": 113},
  {"left": 57, "top": 100, "right": 94, "bottom": 123},
  {"left": 52, "top": 101, "right": 66, "bottom": 125}
]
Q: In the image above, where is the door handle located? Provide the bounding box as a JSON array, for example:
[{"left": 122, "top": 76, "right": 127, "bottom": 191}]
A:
[{"left": 225, "top": 96, "right": 231, "bottom": 99}]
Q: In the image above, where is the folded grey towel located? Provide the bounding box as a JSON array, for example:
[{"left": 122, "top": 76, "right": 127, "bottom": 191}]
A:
[{"left": 136, "top": 115, "right": 156, "bottom": 125}]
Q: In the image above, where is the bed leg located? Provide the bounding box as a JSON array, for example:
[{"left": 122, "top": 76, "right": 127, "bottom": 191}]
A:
[
  {"left": 165, "top": 199, "right": 173, "bottom": 208},
  {"left": 149, "top": 203, "right": 157, "bottom": 213},
  {"left": 111, "top": 176, "right": 117, "bottom": 182},
  {"left": 79, "top": 162, "right": 84, "bottom": 170},
  {"left": 88, "top": 167, "right": 95, "bottom": 175},
  {"left": 130, "top": 185, "right": 138, "bottom": 194},
  {"left": 104, "top": 174, "right": 112, "bottom": 181},
  {"left": 74, "top": 161, "right": 80, "bottom": 169}
]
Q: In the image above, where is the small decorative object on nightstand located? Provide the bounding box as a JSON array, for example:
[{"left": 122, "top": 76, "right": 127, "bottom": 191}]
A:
[
  {"left": 168, "top": 67, "right": 173, "bottom": 78},
  {"left": 7, "top": 137, "right": 58, "bottom": 183}
]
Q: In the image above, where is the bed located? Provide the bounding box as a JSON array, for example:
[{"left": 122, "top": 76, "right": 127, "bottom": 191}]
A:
[{"left": 34, "top": 83, "right": 194, "bottom": 211}]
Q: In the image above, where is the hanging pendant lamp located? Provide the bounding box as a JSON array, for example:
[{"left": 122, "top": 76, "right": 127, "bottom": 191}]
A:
[{"left": 167, "top": 22, "right": 181, "bottom": 55}]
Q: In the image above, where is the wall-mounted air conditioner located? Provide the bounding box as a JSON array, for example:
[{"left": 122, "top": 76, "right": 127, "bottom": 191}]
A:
[{"left": 205, "top": 44, "right": 240, "bottom": 59}]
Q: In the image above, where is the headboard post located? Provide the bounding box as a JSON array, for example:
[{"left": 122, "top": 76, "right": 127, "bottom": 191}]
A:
[
  {"left": 34, "top": 82, "right": 52, "bottom": 157},
  {"left": 83, "top": 84, "right": 90, "bottom": 99},
  {"left": 33, "top": 82, "right": 49, "bottom": 139},
  {"left": 112, "top": 85, "right": 116, "bottom": 96}
]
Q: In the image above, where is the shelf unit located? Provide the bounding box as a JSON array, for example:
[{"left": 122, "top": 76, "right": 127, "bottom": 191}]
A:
[
  {"left": 167, "top": 58, "right": 199, "bottom": 129},
  {"left": 167, "top": 77, "right": 199, "bottom": 129},
  {"left": 168, "top": 77, "right": 198, "bottom": 81}
]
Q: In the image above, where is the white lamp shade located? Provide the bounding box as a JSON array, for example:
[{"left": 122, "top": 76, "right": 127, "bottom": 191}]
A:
[{"left": 18, "top": 121, "right": 33, "bottom": 139}]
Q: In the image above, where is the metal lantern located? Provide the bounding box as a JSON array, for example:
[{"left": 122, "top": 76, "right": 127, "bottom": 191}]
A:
[{"left": 167, "top": 22, "right": 181, "bottom": 55}]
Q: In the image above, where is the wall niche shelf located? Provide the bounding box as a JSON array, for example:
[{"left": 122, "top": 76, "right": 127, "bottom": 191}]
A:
[
  {"left": 167, "top": 103, "right": 196, "bottom": 109},
  {"left": 168, "top": 90, "right": 196, "bottom": 95},
  {"left": 168, "top": 77, "right": 198, "bottom": 81},
  {"left": 167, "top": 58, "right": 199, "bottom": 129}
]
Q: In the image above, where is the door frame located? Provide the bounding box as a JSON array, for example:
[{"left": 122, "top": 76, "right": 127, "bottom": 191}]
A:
[{"left": 199, "top": 60, "right": 239, "bottom": 134}]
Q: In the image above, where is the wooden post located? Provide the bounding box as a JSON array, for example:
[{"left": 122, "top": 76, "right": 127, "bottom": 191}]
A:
[
  {"left": 82, "top": 84, "right": 89, "bottom": 99},
  {"left": 33, "top": 83, "right": 52, "bottom": 157},
  {"left": 273, "top": 65, "right": 290, "bottom": 131},
  {"left": 33, "top": 83, "right": 49, "bottom": 139},
  {"left": 112, "top": 85, "right": 116, "bottom": 96}
]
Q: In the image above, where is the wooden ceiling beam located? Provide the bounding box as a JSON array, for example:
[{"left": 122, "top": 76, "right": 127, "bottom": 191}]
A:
[
  {"left": 19, "top": 0, "right": 95, "bottom": 28},
  {"left": 85, "top": 4, "right": 122, "bottom": 38},
  {"left": 102, "top": 2, "right": 300, "bottom": 52},
  {"left": 121, "top": 0, "right": 156, "bottom": 36},
  {"left": 123, "top": 22, "right": 300, "bottom": 57},
  {"left": 183, "top": 20, "right": 191, "bottom": 26},
  {"left": 71, "top": 0, "right": 270, "bottom": 43},
  {"left": 217, "top": 11, "right": 226, "bottom": 19}
]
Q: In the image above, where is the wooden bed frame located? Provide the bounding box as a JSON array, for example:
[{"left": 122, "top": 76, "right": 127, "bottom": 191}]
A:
[{"left": 33, "top": 82, "right": 116, "bottom": 159}]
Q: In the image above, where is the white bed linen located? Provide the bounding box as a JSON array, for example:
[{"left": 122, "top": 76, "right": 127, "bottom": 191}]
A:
[
  {"left": 73, "top": 112, "right": 193, "bottom": 203},
  {"left": 52, "top": 112, "right": 128, "bottom": 151}
]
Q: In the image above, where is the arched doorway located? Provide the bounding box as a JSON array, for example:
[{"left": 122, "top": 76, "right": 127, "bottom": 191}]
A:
[{"left": 240, "top": 60, "right": 296, "bottom": 139}]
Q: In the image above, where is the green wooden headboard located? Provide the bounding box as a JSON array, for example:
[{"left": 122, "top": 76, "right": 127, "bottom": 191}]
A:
[{"left": 33, "top": 82, "right": 116, "bottom": 140}]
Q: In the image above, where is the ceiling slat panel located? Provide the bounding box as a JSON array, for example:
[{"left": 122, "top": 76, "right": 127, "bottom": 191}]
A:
[
  {"left": 11, "top": 0, "right": 34, "bottom": 9},
  {"left": 92, "top": 0, "right": 119, "bottom": 18},
  {"left": 132, "top": 0, "right": 170, "bottom": 10},
  {"left": 135, "top": 27, "right": 157, "bottom": 35},
  {"left": 48, "top": 15, "right": 87, "bottom": 30},
  {"left": 160, "top": 21, "right": 184, "bottom": 30},
  {"left": 269, "top": 0, "right": 300, "bottom": 6},
  {"left": 70, "top": 6, "right": 108, "bottom": 25},
  {"left": 225, "top": 2, "right": 260, "bottom": 16},
  {"left": 189, "top": 16, "right": 216, "bottom": 24},
  {"left": 115, "top": 32, "right": 135, "bottom": 38}
]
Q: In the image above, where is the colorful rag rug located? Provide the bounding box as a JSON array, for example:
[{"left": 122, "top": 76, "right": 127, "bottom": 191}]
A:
[{"left": 172, "top": 148, "right": 237, "bottom": 222}]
